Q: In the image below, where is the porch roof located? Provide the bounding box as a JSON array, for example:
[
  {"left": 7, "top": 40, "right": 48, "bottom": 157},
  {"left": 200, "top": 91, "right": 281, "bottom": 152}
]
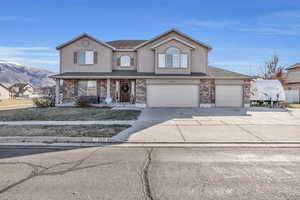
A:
[{"left": 50, "top": 70, "right": 209, "bottom": 79}]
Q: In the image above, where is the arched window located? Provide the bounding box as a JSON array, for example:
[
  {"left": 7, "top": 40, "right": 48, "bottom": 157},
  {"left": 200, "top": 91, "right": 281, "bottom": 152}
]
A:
[
  {"left": 158, "top": 47, "right": 188, "bottom": 68},
  {"left": 166, "top": 47, "right": 180, "bottom": 55},
  {"left": 120, "top": 55, "right": 131, "bottom": 67}
]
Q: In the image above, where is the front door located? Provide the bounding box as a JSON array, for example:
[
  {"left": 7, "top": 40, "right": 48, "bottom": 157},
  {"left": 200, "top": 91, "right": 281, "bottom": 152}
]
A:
[{"left": 120, "top": 81, "right": 130, "bottom": 102}]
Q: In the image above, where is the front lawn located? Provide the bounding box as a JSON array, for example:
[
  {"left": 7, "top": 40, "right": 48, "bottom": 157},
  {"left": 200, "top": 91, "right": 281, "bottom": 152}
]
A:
[
  {"left": 0, "top": 125, "right": 130, "bottom": 137},
  {"left": 0, "top": 98, "right": 33, "bottom": 106},
  {"left": 288, "top": 104, "right": 300, "bottom": 109},
  {"left": 0, "top": 107, "right": 141, "bottom": 121}
]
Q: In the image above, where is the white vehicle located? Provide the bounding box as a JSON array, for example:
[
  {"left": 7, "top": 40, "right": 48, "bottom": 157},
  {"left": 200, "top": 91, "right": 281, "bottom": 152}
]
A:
[{"left": 250, "top": 80, "right": 286, "bottom": 102}]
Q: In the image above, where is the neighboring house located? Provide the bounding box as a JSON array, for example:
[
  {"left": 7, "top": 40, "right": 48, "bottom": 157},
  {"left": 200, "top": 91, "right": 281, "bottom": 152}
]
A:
[
  {"left": 51, "top": 29, "right": 252, "bottom": 107},
  {"left": 286, "top": 63, "right": 300, "bottom": 102},
  {"left": 0, "top": 83, "right": 11, "bottom": 100},
  {"left": 10, "top": 83, "right": 35, "bottom": 98},
  {"left": 287, "top": 63, "right": 300, "bottom": 91},
  {"left": 34, "top": 86, "right": 56, "bottom": 97}
]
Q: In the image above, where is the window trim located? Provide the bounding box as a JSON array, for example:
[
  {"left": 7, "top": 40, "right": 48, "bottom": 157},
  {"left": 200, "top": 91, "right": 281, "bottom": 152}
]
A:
[
  {"left": 119, "top": 55, "right": 131, "bottom": 67},
  {"left": 77, "top": 80, "right": 97, "bottom": 96},
  {"left": 76, "top": 50, "right": 96, "bottom": 65},
  {"left": 157, "top": 47, "right": 189, "bottom": 69}
]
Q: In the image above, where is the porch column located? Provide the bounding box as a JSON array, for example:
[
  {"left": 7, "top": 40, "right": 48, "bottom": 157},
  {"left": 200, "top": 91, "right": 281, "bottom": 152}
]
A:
[
  {"left": 131, "top": 80, "right": 135, "bottom": 103},
  {"left": 106, "top": 78, "right": 111, "bottom": 98},
  {"left": 55, "top": 78, "right": 60, "bottom": 105},
  {"left": 116, "top": 80, "right": 120, "bottom": 102}
]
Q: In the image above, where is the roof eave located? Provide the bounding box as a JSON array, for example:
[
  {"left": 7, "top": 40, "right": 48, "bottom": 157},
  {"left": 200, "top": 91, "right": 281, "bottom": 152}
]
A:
[
  {"left": 134, "top": 28, "right": 212, "bottom": 50},
  {"left": 151, "top": 37, "right": 196, "bottom": 49},
  {"left": 56, "top": 33, "right": 116, "bottom": 50}
]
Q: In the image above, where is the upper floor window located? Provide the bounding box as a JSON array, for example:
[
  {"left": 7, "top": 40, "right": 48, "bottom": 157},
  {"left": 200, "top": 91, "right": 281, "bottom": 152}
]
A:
[
  {"left": 158, "top": 47, "right": 188, "bottom": 68},
  {"left": 118, "top": 55, "right": 134, "bottom": 67},
  {"left": 74, "top": 50, "right": 97, "bottom": 65},
  {"left": 120, "top": 55, "right": 130, "bottom": 67}
]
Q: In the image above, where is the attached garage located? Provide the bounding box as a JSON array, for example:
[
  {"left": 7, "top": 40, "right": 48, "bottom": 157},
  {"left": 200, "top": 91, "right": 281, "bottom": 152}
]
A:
[
  {"left": 147, "top": 84, "right": 199, "bottom": 107},
  {"left": 215, "top": 85, "right": 243, "bottom": 107}
]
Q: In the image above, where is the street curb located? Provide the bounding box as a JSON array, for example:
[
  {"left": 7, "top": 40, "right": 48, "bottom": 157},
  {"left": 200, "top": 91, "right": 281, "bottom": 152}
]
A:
[
  {"left": 0, "top": 120, "right": 136, "bottom": 125},
  {"left": 2, "top": 141, "right": 300, "bottom": 148}
]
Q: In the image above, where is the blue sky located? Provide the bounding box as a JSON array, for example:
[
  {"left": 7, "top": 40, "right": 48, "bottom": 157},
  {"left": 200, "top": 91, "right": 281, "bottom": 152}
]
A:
[{"left": 0, "top": 0, "right": 300, "bottom": 75}]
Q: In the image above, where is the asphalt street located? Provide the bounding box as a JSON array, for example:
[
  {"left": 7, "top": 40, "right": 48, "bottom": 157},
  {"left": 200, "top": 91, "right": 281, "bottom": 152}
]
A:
[{"left": 0, "top": 146, "right": 300, "bottom": 200}]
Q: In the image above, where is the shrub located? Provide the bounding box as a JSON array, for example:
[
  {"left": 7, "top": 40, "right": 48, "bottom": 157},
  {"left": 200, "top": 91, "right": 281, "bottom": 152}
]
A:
[
  {"left": 75, "top": 97, "right": 93, "bottom": 107},
  {"left": 33, "top": 97, "right": 53, "bottom": 108}
]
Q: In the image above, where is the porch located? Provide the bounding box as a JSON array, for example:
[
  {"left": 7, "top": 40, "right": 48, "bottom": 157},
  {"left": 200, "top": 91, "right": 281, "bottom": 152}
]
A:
[{"left": 54, "top": 78, "right": 146, "bottom": 107}]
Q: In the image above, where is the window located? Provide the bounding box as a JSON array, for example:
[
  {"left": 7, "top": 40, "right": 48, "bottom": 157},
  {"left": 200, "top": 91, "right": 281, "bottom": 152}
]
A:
[
  {"left": 120, "top": 55, "right": 131, "bottom": 67},
  {"left": 75, "top": 51, "right": 96, "bottom": 65},
  {"left": 78, "top": 80, "right": 97, "bottom": 96},
  {"left": 158, "top": 47, "right": 188, "bottom": 68}
]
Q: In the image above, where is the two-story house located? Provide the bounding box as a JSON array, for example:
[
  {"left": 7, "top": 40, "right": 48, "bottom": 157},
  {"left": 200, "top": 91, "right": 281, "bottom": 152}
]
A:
[{"left": 51, "top": 29, "right": 251, "bottom": 107}]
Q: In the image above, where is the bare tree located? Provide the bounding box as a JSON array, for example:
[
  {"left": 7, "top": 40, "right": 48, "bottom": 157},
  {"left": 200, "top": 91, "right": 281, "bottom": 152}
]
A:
[{"left": 263, "top": 54, "right": 285, "bottom": 79}]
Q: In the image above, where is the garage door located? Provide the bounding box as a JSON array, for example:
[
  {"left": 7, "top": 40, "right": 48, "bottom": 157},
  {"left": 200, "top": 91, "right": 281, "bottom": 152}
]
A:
[
  {"left": 147, "top": 85, "right": 199, "bottom": 107},
  {"left": 216, "top": 85, "right": 243, "bottom": 107}
]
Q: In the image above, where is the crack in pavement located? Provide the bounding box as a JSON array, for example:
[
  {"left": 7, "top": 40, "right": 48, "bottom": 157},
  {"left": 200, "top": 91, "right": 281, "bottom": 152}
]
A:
[
  {"left": 175, "top": 124, "right": 186, "bottom": 142},
  {"left": 140, "top": 148, "right": 154, "bottom": 200},
  {"left": 0, "top": 149, "right": 120, "bottom": 194},
  {"left": 236, "top": 125, "right": 265, "bottom": 141}
]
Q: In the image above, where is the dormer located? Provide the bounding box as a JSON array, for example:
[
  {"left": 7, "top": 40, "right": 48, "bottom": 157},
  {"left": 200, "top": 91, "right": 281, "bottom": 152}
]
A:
[
  {"left": 135, "top": 29, "right": 212, "bottom": 74},
  {"left": 152, "top": 37, "right": 195, "bottom": 74}
]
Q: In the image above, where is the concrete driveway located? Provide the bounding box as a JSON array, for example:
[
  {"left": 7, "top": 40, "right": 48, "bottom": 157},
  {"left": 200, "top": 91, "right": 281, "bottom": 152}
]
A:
[{"left": 124, "top": 108, "right": 300, "bottom": 142}]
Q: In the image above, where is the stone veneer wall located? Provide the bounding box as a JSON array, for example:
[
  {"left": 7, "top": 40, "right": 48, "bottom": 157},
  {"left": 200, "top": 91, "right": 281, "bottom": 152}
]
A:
[
  {"left": 199, "top": 79, "right": 215, "bottom": 104},
  {"left": 243, "top": 80, "right": 251, "bottom": 104},
  {"left": 99, "top": 80, "right": 107, "bottom": 102},
  {"left": 135, "top": 79, "right": 146, "bottom": 104},
  {"left": 110, "top": 80, "right": 116, "bottom": 101}
]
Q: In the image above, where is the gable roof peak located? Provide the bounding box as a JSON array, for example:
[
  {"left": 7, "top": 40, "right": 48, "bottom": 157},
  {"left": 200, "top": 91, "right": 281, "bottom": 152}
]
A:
[
  {"left": 56, "top": 33, "right": 116, "bottom": 50},
  {"left": 134, "top": 28, "right": 212, "bottom": 50}
]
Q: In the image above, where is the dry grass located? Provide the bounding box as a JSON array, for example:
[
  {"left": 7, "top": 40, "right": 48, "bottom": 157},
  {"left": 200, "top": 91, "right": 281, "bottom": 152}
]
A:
[
  {"left": 0, "top": 107, "right": 141, "bottom": 121},
  {"left": 0, "top": 98, "right": 33, "bottom": 106},
  {"left": 288, "top": 104, "right": 300, "bottom": 109},
  {"left": 0, "top": 125, "right": 130, "bottom": 137}
]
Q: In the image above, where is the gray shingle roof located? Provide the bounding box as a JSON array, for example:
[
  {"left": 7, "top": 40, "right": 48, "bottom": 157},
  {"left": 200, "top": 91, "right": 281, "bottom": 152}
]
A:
[
  {"left": 51, "top": 67, "right": 251, "bottom": 79},
  {"left": 51, "top": 70, "right": 208, "bottom": 78},
  {"left": 287, "top": 62, "right": 300, "bottom": 70},
  {"left": 207, "top": 66, "right": 251, "bottom": 78},
  {"left": 106, "top": 40, "right": 147, "bottom": 49}
]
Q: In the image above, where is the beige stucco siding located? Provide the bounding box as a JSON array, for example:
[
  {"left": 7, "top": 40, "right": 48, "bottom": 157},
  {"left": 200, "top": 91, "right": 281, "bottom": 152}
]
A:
[
  {"left": 60, "top": 36, "right": 113, "bottom": 73},
  {"left": 137, "top": 46, "right": 155, "bottom": 72},
  {"left": 112, "top": 51, "right": 137, "bottom": 70},
  {"left": 0, "top": 86, "right": 10, "bottom": 100},
  {"left": 154, "top": 40, "right": 191, "bottom": 74},
  {"left": 288, "top": 68, "right": 300, "bottom": 83},
  {"left": 137, "top": 32, "right": 208, "bottom": 73}
]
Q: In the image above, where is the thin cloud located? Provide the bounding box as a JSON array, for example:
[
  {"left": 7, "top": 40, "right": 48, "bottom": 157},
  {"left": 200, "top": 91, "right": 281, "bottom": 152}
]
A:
[
  {"left": 183, "top": 9, "right": 300, "bottom": 36},
  {"left": 0, "top": 46, "right": 57, "bottom": 57},
  {"left": 0, "top": 16, "right": 37, "bottom": 22},
  {"left": 1, "top": 57, "right": 58, "bottom": 65},
  {"left": 0, "top": 46, "right": 58, "bottom": 67},
  {"left": 189, "top": 20, "right": 228, "bottom": 28},
  {"left": 272, "top": 9, "right": 300, "bottom": 18}
]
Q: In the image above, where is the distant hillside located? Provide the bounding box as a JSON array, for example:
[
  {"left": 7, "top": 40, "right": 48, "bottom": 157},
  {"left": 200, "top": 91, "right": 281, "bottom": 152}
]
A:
[{"left": 0, "top": 62, "right": 55, "bottom": 87}]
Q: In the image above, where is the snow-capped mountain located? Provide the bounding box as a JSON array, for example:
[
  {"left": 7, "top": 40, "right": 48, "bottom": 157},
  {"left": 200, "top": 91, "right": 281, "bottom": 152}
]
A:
[{"left": 0, "top": 62, "right": 55, "bottom": 87}]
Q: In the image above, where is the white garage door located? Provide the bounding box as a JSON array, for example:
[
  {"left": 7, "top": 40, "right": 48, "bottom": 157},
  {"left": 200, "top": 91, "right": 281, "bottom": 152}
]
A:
[
  {"left": 147, "top": 85, "right": 199, "bottom": 107},
  {"left": 216, "top": 85, "right": 243, "bottom": 107}
]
